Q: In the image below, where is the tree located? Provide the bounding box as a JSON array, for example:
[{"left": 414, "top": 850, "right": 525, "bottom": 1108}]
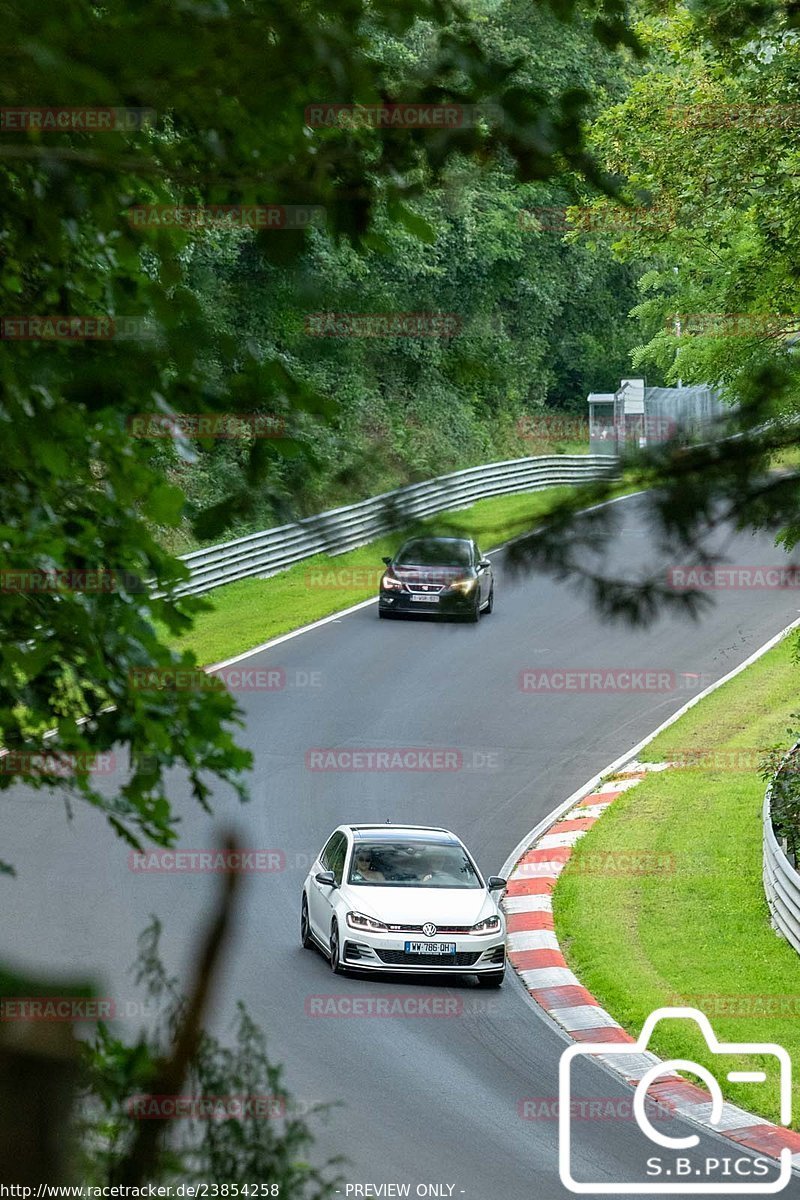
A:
[
  {"left": 502, "top": 2, "right": 800, "bottom": 619},
  {"left": 0, "top": 0, "right": 639, "bottom": 850}
]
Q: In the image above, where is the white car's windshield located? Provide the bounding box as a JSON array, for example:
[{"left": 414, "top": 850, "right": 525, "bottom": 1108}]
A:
[{"left": 348, "top": 840, "right": 482, "bottom": 888}]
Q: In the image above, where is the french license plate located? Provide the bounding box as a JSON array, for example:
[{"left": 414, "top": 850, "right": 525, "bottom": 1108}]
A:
[
  {"left": 410, "top": 594, "right": 439, "bottom": 603},
  {"left": 405, "top": 941, "right": 456, "bottom": 955}
]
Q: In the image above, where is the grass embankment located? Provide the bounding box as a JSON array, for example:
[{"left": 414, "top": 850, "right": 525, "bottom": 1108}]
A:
[
  {"left": 168, "top": 482, "right": 629, "bottom": 665},
  {"left": 553, "top": 632, "right": 800, "bottom": 1125}
]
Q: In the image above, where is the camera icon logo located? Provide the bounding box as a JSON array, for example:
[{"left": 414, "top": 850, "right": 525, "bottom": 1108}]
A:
[{"left": 559, "top": 1006, "right": 792, "bottom": 1193}]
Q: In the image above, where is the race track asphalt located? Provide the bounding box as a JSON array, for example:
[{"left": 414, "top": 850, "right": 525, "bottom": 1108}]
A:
[{"left": 3, "top": 493, "right": 800, "bottom": 1198}]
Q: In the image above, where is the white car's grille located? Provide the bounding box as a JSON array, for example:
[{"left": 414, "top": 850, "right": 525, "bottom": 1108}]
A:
[
  {"left": 377, "top": 949, "right": 481, "bottom": 966},
  {"left": 386, "top": 923, "right": 473, "bottom": 934}
]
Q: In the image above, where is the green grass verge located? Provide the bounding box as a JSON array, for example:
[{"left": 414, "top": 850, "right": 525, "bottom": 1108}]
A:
[
  {"left": 553, "top": 632, "right": 800, "bottom": 1126},
  {"left": 167, "top": 483, "right": 631, "bottom": 665}
]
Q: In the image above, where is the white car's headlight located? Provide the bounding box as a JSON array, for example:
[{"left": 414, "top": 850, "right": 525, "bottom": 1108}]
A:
[
  {"left": 450, "top": 577, "right": 478, "bottom": 595},
  {"left": 470, "top": 915, "right": 501, "bottom": 934},
  {"left": 346, "top": 910, "right": 388, "bottom": 931}
]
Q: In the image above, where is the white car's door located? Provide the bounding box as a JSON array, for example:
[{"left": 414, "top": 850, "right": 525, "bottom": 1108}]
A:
[
  {"left": 308, "top": 831, "right": 346, "bottom": 945},
  {"left": 308, "top": 832, "right": 339, "bottom": 938}
]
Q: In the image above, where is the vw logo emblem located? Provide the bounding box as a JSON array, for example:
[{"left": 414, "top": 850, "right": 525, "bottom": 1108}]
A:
[{"left": 422, "top": 922, "right": 437, "bottom": 937}]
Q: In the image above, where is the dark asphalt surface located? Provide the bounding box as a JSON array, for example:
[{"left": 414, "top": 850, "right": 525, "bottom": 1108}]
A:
[{"left": 3, "top": 493, "right": 800, "bottom": 1198}]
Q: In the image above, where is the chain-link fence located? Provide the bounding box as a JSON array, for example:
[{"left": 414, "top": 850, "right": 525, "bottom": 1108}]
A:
[{"left": 589, "top": 381, "right": 724, "bottom": 455}]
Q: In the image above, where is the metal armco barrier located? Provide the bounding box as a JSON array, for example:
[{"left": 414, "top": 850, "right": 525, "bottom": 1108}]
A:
[
  {"left": 763, "top": 739, "right": 800, "bottom": 953},
  {"left": 175, "top": 454, "right": 618, "bottom": 597}
]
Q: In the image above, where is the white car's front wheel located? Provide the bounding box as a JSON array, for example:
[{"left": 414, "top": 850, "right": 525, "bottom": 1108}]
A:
[{"left": 301, "top": 894, "right": 313, "bottom": 949}]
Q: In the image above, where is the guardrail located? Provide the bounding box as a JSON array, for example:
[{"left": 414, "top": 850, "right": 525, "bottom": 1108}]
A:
[
  {"left": 763, "top": 740, "right": 800, "bottom": 953},
  {"left": 175, "top": 454, "right": 618, "bottom": 597}
]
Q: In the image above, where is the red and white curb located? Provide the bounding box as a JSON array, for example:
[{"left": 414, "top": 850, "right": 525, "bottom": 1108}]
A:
[{"left": 503, "top": 760, "right": 800, "bottom": 1173}]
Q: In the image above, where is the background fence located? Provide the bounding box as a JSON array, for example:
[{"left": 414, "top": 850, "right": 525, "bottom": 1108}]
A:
[
  {"left": 174, "top": 454, "right": 618, "bottom": 597},
  {"left": 763, "top": 740, "right": 800, "bottom": 953}
]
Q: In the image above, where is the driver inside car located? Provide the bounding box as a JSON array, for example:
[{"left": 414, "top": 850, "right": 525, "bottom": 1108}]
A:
[
  {"left": 352, "top": 850, "right": 386, "bottom": 882},
  {"left": 421, "top": 853, "right": 448, "bottom": 883}
]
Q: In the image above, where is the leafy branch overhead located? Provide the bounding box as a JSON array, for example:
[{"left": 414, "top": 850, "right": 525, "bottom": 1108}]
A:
[
  {"left": 0, "top": 0, "right": 640, "bottom": 840},
  {"left": 3, "top": 0, "right": 799, "bottom": 846}
]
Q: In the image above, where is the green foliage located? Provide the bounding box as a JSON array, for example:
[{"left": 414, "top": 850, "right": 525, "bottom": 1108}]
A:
[
  {"left": 169, "top": 0, "right": 645, "bottom": 536},
  {"left": 78, "top": 919, "right": 342, "bottom": 1189},
  {"left": 500, "top": 2, "right": 800, "bottom": 616},
  {"left": 0, "top": 0, "right": 641, "bottom": 842},
  {"left": 13, "top": 0, "right": 795, "bottom": 845},
  {"left": 582, "top": 7, "right": 800, "bottom": 398},
  {"left": 760, "top": 718, "right": 800, "bottom": 860}
]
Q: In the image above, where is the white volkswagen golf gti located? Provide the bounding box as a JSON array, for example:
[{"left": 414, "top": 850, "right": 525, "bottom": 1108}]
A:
[{"left": 301, "top": 823, "right": 507, "bottom": 986}]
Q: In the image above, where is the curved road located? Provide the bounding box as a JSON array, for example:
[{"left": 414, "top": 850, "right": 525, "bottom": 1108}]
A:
[{"left": 3, "top": 493, "right": 800, "bottom": 1196}]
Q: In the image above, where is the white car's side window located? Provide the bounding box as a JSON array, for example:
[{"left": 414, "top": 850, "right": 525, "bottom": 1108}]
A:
[
  {"left": 329, "top": 835, "right": 347, "bottom": 885},
  {"left": 319, "top": 833, "right": 339, "bottom": 871}
]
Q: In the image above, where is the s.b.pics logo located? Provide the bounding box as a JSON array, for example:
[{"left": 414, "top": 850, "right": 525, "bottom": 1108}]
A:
[{"left": 559, "top": 1007, "right": 793, "bottom": 1193}]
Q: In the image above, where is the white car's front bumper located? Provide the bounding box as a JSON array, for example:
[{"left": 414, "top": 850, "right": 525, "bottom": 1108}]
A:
[{"left": 340, "top": 926, "right": 506, "bottom": 973}]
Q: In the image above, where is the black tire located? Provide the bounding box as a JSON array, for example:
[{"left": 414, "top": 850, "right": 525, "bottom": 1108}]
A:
[
  {"left": 329, "top": 920, "right": 346, "bottom": 974},
  {"left": 477, "top": 969, "right": 505, "bottom": 988},
  {"left": 484, "top": 585, "right": 494, "bottom": 614},
  {"left": 301, "top": 894, "right": 313, "bottom": 949},
  {"left": 378, "top": 608, "right": 394, "bottom": 619},
  {"left": 466, "top": 594, "right": 481, "bottom": 623}
]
